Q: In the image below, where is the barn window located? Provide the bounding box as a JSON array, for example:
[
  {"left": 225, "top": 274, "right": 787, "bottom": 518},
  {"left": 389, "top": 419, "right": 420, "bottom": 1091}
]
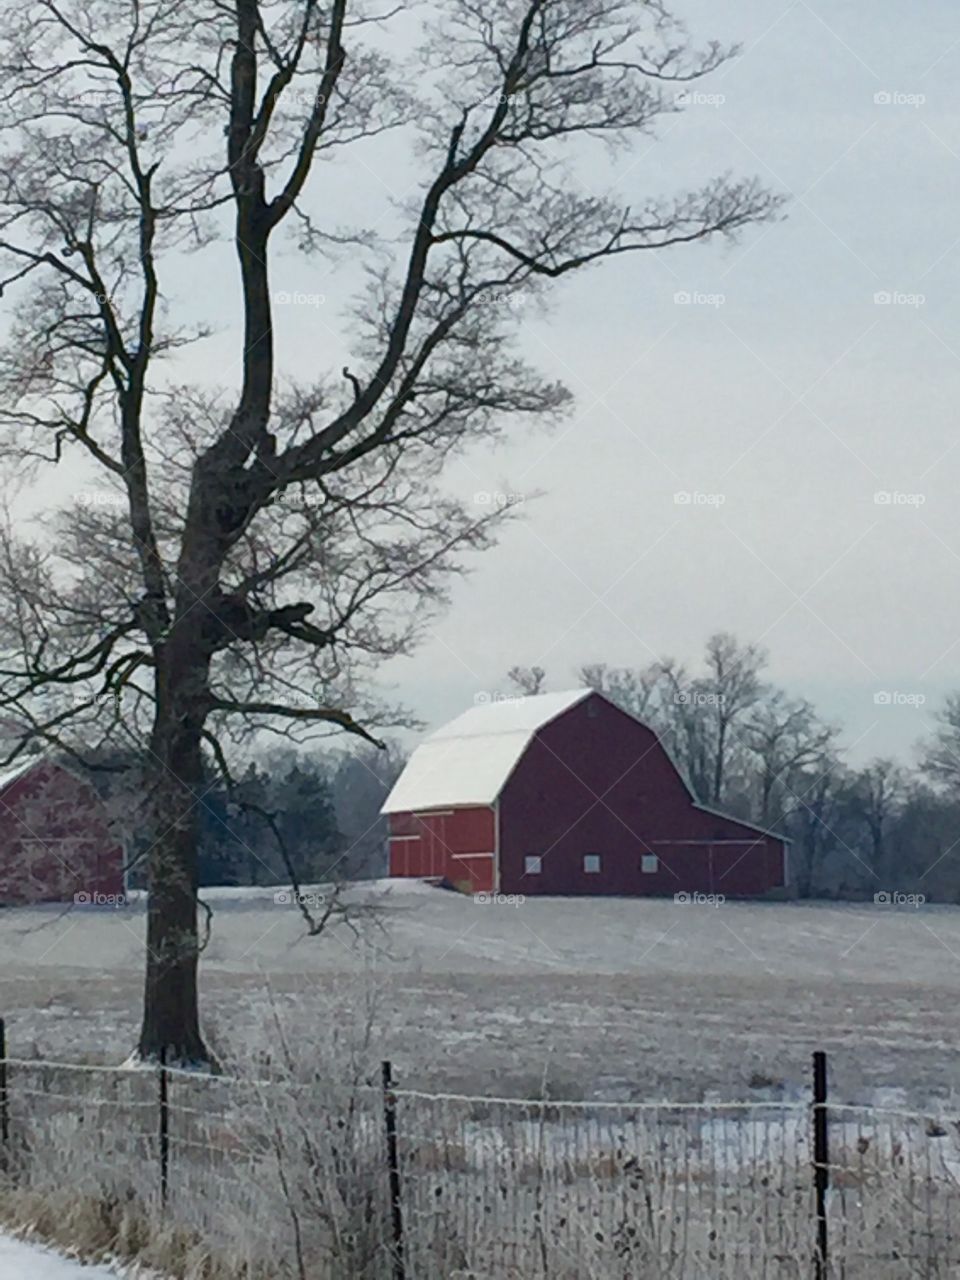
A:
[
  {"left": 641, "top": 853, "right": 658, "bottom": 873},
  {"left": 583, "top": 853, "right": 601, "bottom": 874},
  {"left": 524, "top": 855, "right": 542, "bottom": 875}
]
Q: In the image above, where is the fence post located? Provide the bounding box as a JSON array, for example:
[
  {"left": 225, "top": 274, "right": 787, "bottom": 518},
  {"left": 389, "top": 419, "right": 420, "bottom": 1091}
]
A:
[
  {"left": 159, "top": 1048, "right": 169, "bottom": 1210},
  {"left": 381, "top": 1060, "right": 405, "bottom": 1280},
  {"left": 813, "top": 1050, "right": 829, "bottom": 1279},
  {"left": 0, "top": 1017, "right": 8, "bottom": 1157}
]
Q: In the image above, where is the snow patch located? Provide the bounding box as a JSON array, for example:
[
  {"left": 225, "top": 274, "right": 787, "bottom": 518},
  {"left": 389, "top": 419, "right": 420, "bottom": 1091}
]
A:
[{"left": 0, "top": 1232, "right": 127, "bottom": 1278}]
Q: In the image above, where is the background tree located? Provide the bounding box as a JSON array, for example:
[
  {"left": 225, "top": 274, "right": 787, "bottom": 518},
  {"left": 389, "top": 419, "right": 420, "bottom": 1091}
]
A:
[
  {"left": 780, "top": 750, "right": 850, "bottom": 899},
  {"left": 920, "top": 694, "right": 960, "bottom": 789},
  {"left": 331, "top": 742, "right": 405, "bottom": 879},
  {"left": 697, "top": 632, "right": 767, "bottom": 805},
  {"left": 742, "top": 692, "right": 835, "bottom": 827},
  {"left": 578, "top": 661, "right": 662, "bottom": 721},
  {"left": 506, "top": 665, "right": 547, "bottom": 696},
  {"left": 0, "top": 0, "right": 780, "bottom": 1064},
  {"left": 846, "top": 758, "right": 907, "bottom": 886},
  {"left": 588, "top": 635, "right": 767, "bottom": 805}
]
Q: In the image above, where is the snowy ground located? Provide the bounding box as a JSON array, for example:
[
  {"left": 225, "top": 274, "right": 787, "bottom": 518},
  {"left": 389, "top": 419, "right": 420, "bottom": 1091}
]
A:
[
  {"left": 0, "top": 881, "right": 958, "bottom": 1106},
  {"left": 0, "top": 1232, "right": 124, "bottom": 1278}
]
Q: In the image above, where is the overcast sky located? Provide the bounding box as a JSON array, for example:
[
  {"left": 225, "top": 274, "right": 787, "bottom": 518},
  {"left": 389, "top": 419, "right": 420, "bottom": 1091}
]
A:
[
  {"left": 365, "top": 0, "right": 960, "bottom": 764},
  {"left": 17, "top": 0, "right": 957, "bottom": 767}
]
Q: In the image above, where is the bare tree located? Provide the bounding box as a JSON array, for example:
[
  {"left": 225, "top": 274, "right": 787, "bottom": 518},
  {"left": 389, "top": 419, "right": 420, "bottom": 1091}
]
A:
[
  {"left": 506, "top": 664, "right": 547, "bottom": 695},
  {"left": 331, "top": 741, "right": 405, "bottom": 877},
  {"left": 0, "top": 1, "right": 780, "bottom": 1063},
  {"left": 652, "top": 636, "right": 766, "bottom": 805},
  {"left": 654, "top": 657, "right": 712, "bottom": 799},
  {"left": 848, "top": 758, "right": 907, "bottom": 884},
  {"left": 782, "top": 750, "right": 849, "bottom": 898},
  {"left": 743, "top": 692, "right": 835, "bottom": 826},
  {"left": 577, "top": 661, "right": 662, "bottom": 720},
  {"left": 698, "top": 632, "right": 766, "bottom": 804},
  {"left": 920, "top": 694, "right": 960, "bottom": 790}
]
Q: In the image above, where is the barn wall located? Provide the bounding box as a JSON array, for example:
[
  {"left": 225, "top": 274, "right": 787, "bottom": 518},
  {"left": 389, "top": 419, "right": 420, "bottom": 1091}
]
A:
[
  {"left": 498, "top": 695, "right": 786, "bottom": 898},
  {"left": 388, "top": 806, "right": 495, "bottom": 893},
  {"left": 0, "top": 761, "right": 125, "bottom": 906}
]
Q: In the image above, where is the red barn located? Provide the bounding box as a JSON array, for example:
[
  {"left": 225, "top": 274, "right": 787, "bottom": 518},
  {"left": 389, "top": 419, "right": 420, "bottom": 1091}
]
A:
[
  {"left": 382, "top": 690, "right": 788, "bottom": 898},
  {"left": 0, "top": 755, "right": 125, "bottom": 906}
]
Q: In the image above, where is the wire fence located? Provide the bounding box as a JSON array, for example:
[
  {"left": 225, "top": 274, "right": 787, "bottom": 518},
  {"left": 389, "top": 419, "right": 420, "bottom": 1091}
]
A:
[{"left": 1, "top": 1026, "right": 959, "bottom": 1278}]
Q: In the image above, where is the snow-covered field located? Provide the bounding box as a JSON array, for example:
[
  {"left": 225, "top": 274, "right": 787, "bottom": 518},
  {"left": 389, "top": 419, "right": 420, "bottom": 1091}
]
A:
[{"left": 0, "top": 881, "right": 957, "bottom": 1105}]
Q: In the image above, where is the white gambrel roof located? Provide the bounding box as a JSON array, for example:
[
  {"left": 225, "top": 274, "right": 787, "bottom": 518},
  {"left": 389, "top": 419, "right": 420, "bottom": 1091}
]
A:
[{"left": 381, "top": 689, "right": 592, "bottom": 813}]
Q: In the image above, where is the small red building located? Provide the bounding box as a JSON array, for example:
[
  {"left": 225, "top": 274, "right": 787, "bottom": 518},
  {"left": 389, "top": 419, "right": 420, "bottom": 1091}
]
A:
[
  {"left": 382, "top": 690, "right": 788, "bottom": 898},
  {"left": 0, "top": 755, "right": 125, "bottom": 906}
]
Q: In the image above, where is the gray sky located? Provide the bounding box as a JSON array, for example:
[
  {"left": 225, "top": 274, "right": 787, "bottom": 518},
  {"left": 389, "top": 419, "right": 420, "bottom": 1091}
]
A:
[
  {"left": 377, "top": 0, "right": 959, "bottom": 763},
  {"left": 17, "top": 0, "right": 957, "bottom": 766}
]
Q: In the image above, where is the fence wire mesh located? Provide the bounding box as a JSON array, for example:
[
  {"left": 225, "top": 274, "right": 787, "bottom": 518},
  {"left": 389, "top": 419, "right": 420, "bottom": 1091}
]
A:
[
  {"left": 1, "top": 1057, "right": 392, "bottom": 1278},
  {"left": 824, "top": 1103, "right": 960, "bottom": 1277},
  {"left": 1, "top": 1053, "right": 960, "bottom": 1278},
  {"left": 393, "top": 1091, "right": 814, "bottom": 1278}
]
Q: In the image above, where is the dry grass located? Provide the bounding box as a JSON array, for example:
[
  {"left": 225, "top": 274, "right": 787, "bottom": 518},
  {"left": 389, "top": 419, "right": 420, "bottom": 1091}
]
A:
[{"left": 0, "top": 1187, "right": 250, "bottom": 1279}]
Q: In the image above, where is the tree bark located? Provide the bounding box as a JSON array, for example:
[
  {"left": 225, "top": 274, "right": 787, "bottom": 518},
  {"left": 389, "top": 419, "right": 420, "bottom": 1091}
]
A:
[{"left": 137, "top": 631, "right": 214, "bottom": 1066}]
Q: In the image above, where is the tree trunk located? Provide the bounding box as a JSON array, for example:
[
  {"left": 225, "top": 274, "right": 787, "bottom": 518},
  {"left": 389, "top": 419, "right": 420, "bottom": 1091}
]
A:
[
  {"left": 712, "top": 720, "right": 727, "bottom": 804},
  {"left": 760, "top": 769, "right": 775, "bottom": 827},
  {"left": 137, "top": 638, "right": 215, "bottom": 1067}
]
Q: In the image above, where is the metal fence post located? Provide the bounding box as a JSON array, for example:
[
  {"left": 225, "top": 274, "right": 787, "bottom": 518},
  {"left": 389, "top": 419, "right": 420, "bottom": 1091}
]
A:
[
  {"left": 382, "top": 1060, "right": 405, "bottom": 1280},
  {"left": 159, "top": 1048, "right": 169, "bottom": 1210},
  {"left": 813, "top": 1050, "right": 829, "bottom": 1279},
  {"left": 0, "top": 1018, "right": 8, "bottom": 1156}
]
